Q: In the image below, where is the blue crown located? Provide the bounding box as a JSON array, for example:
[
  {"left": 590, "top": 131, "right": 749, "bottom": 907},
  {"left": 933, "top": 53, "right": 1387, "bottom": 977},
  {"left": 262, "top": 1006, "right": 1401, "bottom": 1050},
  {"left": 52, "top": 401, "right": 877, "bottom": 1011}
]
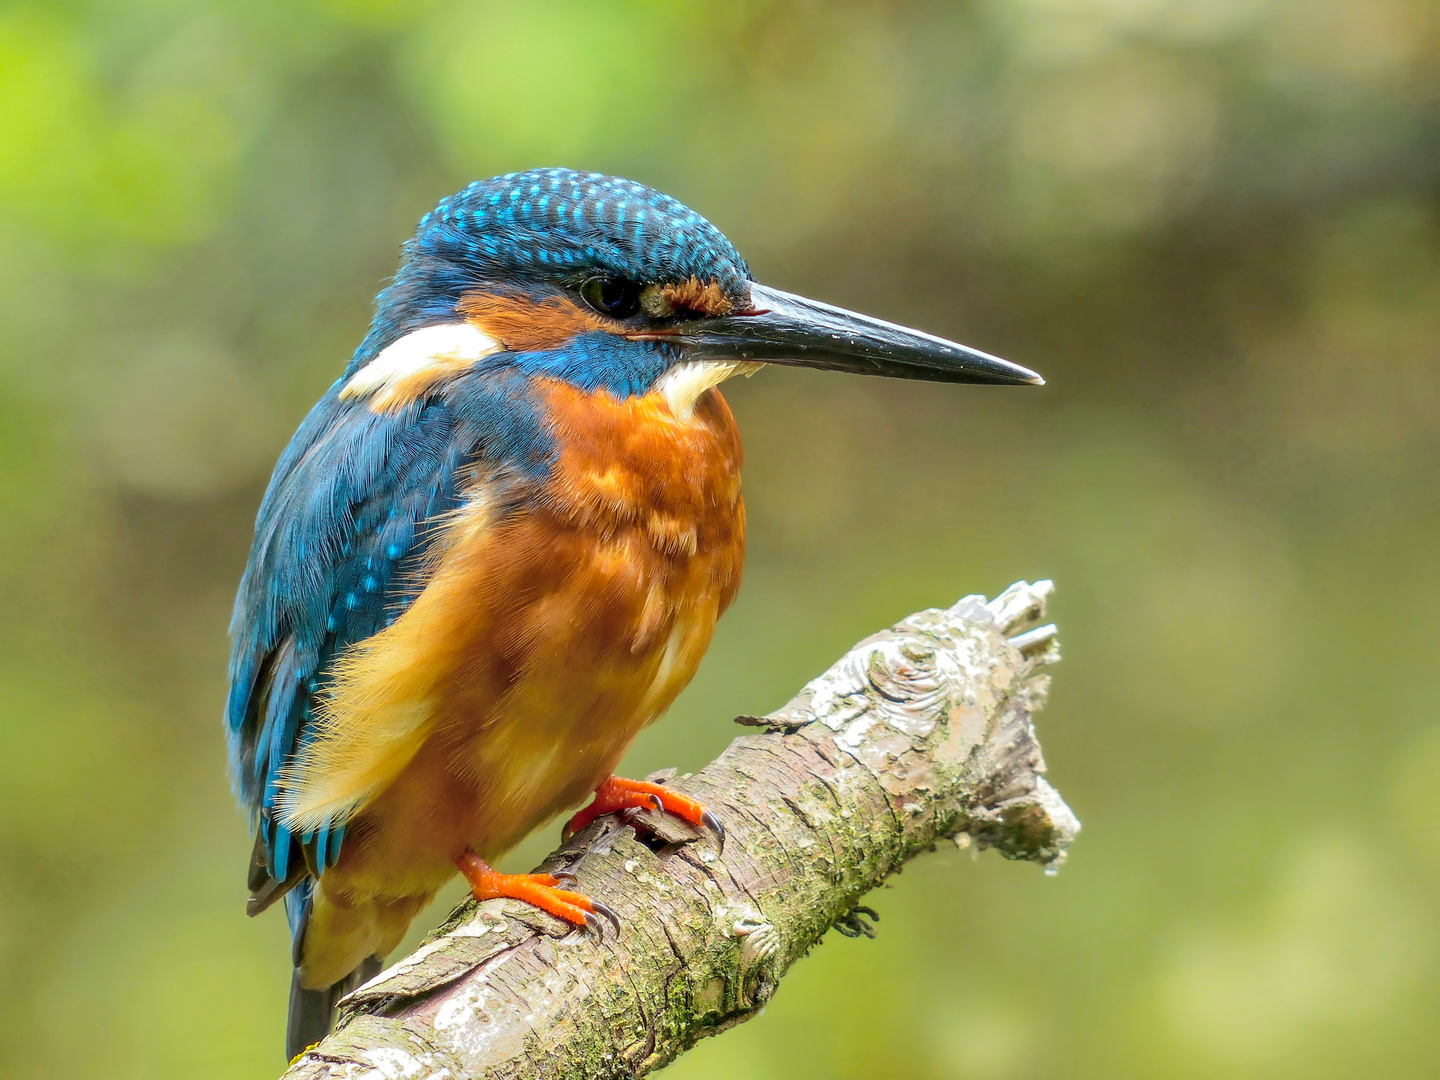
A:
[
  {"left": 416, "top": 168, "right": 751, "bottom": 296},
  {"left": 351, "top": 169, "right": 751, "bottom": 372}
]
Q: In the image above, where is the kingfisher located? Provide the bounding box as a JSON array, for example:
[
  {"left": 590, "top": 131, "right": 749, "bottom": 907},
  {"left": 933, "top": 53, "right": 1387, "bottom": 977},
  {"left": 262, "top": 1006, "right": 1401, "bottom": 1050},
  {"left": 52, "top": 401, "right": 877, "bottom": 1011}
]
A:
[{"left": 225, "top": 168, "right": 1041, "bottom": 1058}]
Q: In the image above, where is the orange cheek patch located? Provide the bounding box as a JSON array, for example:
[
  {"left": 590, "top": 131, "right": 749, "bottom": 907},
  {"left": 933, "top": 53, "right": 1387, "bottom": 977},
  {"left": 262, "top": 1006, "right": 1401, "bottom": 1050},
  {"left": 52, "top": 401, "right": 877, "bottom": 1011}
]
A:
[
  {"left": 660, "top": 276, "right": 735, "bottom": 316},
  {"left": 459, "top": 290, "right": 612, "bottom": 351}
]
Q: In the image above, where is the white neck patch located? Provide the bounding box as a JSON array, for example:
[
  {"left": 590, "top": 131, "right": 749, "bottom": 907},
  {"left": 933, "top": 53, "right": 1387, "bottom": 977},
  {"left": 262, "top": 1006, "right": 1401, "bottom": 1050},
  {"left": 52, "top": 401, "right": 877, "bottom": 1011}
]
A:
[
  {"left": 654, "top": 360, "right": 763, "bottom": 420},
  {"left": 340, "top": 323, "right": 502, "bottom": 410}
]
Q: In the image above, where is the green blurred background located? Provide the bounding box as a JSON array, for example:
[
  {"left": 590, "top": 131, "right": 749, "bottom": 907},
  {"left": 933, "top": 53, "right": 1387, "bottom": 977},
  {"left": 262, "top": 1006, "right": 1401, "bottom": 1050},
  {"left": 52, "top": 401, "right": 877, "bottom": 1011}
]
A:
[{"left": 2, "top": 1, "right": 1438, "bottom": 1076}]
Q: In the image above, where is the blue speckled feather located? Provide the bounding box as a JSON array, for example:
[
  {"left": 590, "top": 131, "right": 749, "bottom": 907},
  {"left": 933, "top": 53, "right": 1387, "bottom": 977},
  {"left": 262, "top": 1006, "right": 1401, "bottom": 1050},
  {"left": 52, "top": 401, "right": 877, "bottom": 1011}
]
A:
[{"left": 227, "top": 368, "right": 554, "bottom": 888}]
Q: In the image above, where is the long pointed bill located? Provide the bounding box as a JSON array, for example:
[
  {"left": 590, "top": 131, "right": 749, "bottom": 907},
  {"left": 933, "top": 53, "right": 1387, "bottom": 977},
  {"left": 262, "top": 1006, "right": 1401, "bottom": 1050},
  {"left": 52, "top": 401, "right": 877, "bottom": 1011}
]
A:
[{"left": 679, "top": 282, "right": 1042, "bottom": 386}]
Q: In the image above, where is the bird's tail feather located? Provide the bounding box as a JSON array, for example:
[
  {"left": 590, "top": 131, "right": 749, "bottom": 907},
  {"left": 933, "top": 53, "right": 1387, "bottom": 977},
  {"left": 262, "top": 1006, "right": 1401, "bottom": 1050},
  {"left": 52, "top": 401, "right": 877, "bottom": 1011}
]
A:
[
  {"left": 283, "top": 878, "right": 382, "bottom": 1061},
  {"left": 286, "top": 954, "right": 382, "bottom": 1061}
]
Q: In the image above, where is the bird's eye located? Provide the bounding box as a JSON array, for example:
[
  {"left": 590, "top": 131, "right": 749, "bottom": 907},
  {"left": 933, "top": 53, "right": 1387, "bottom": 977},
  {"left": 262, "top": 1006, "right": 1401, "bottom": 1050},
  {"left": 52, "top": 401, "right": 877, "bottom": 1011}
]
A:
[{"left": 580, "top": 276, "right": 642, "bottom": 318}]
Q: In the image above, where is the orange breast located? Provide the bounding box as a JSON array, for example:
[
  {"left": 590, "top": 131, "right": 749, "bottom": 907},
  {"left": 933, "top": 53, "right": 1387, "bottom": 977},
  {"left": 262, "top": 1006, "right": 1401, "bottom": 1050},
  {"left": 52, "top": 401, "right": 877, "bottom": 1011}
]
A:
[{"left": 301, "top": 379, "right": 745, "bottom": 905}]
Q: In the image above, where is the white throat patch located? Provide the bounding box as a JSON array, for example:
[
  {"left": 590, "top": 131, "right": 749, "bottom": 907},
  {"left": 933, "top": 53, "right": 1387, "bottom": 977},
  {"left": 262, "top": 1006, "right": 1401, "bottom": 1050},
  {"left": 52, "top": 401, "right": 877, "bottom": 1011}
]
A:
[{"left": 654, "top": 360, "right": 762, "bottom": 420}]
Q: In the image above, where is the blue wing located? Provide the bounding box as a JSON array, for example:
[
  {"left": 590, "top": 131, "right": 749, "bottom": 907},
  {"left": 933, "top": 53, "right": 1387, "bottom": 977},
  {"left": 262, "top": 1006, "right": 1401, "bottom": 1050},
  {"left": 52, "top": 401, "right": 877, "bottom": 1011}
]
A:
[{"left": 225, "top": 367, "right": 553, "bottom": 901}]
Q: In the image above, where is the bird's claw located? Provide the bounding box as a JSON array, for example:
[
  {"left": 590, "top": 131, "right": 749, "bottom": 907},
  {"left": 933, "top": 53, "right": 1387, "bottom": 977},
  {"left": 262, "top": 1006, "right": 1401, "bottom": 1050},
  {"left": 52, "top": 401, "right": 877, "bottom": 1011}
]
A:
[
  {"left": 576, "top": 899, "right": 621, "bottom": 941},
  {"left": 701, "top": 808, "right": 726, "bottom": 854},
  {"left": 530, "top": 867, "right": 619, "bottom": 940},
  {"left": 591, "top": 899, "right": 622, "bottom": 936},
  {"left": 565, "top": 775, "right": 725, "bottom": 855},
  {"left": 456, "top": 852, "right": 619, "bottom": 940}
]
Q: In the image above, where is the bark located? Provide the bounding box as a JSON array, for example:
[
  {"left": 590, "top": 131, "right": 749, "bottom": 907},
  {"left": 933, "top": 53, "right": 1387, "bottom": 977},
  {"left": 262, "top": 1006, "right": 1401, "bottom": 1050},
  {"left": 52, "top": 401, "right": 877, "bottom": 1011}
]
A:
[{"left": 281, "top": 580, "right": 1078, "bottom": 1080}]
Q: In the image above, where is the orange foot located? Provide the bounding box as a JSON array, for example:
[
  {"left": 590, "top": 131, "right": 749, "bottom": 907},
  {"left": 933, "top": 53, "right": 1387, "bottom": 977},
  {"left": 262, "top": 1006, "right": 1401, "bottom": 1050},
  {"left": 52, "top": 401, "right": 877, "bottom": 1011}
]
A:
[
  {"left": 455, "top": 851, "right": 619, "bottom": 937},
  {"left": 562, "top": 775, "right": 725, "bottom": 852}
]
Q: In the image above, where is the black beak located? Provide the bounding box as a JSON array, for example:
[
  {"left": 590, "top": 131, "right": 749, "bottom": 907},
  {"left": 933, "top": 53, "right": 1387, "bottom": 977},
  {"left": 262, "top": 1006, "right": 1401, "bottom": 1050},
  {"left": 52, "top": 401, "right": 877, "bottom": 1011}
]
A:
[{"left": 679, "top": 282, "right": 1043, "bottom": 386}]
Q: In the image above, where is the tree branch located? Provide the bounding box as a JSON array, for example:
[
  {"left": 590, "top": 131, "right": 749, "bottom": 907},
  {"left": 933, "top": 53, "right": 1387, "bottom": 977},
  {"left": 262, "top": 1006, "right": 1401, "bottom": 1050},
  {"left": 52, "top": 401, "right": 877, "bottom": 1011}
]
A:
[{"left": 280, "top": 580, "right": 1078, "bottom": 1080}]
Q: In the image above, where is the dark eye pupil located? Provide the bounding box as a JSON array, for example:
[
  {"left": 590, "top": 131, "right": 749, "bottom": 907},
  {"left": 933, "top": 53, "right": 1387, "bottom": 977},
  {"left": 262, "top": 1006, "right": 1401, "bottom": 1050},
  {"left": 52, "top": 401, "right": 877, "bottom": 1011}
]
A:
[{"left": 581, "top": 276, "right": 640, "bottom": 317}]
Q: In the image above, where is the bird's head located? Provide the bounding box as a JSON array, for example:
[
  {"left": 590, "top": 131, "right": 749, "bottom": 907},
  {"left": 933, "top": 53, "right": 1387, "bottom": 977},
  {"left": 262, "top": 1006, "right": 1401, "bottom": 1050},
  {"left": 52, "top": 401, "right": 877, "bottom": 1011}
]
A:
[{"left": 345, "top": 168, "right": 1041, "bottom": 416}]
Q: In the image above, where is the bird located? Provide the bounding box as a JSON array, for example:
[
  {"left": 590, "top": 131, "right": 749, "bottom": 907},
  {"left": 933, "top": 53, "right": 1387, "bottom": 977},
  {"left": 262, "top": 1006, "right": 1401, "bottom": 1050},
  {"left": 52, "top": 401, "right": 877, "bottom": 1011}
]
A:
[{"left": 225, "top": 168, "right": 1042, "bottom": 1059}]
